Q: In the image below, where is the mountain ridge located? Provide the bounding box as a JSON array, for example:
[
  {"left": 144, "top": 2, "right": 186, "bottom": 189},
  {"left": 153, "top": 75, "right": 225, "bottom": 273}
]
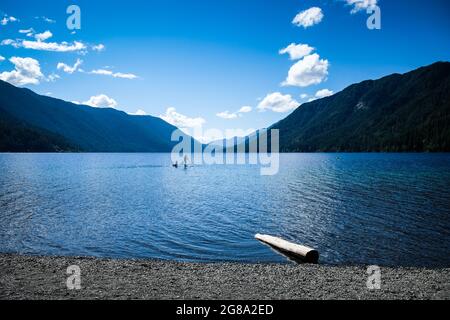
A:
[
  {"left": 0, "top": 80, "right": 198, "bottom": 152},
  {"left": 1, "top": 61, "right": 449, "bottom": 153},
  {"left": 269, "top": 61, "right": 450, "bottom": 152}
]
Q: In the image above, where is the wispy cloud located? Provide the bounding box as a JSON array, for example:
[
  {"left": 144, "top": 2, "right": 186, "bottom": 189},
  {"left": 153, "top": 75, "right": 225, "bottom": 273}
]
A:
[
  {"left": 129, "top": 109, "right": 148, "bottom": 116},
  {"left": 47, "top": 73, "right": 61, "bottom": 82},
  {"left": 216, "top": 106, "right": 253, "bottom": 119},
  {"left": 57, "top": 59, "right": 83, "bottom": 74},
  {"left": 19, "top": 28, "right": 35, "bottom": 36},
  {"left": 89, "top": 69, "right": 138, "bottom": 79},
  {"left": 35, "top": 16, "right": 56, "bottom": 23},
  {"left": 1, "top": 15, "right": 18, "bottom": 26},
  {"left": 160, "top": 107, "right": 206, "bottom": 129},
  {"left": 238, "top": 106, "right": 252, "bottom": 113},
  {"left": 1, "top": 30, "right": 103, "bottom": 54},
  {"left": 1, "top": 38, "right": 87, "bottom": 53},
  {"left": 23, "top": 40, "right": 86, "bottom": 52},
  {"left": 92, "top": 44, "right": 105, "bottom": 52},
  {"left": 1, "top": 39, "right": 20, "bottom": 48},
  {"left": 216, "top": 111, "right": 239, "bottom": 119},
  {"left": 346, "top": 0, "right": 378, "bottom": 14}
]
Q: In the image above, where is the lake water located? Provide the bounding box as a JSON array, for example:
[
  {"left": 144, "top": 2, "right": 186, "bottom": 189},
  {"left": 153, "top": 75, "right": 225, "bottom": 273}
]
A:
[{"left": 0, "top": 153, "right": 449, "bottom": 267}]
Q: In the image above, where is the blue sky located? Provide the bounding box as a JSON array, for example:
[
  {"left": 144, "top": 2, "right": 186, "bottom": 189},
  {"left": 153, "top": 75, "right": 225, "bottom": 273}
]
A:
[{"left": 0, "top": 0, "right": 449, "bottom": 141}]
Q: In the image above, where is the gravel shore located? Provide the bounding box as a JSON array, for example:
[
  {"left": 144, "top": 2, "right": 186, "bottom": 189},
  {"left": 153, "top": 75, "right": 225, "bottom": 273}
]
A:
[{"left": 0, "top": 254, "right": 448, "bottom": 300}]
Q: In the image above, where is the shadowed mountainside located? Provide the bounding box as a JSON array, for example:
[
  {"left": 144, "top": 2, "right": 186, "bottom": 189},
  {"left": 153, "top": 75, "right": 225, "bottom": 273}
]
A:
[
  {"left": 0, "top": 80, "right": 197, "bottom": 152},
  {"left": 270, "top": 62, "right": 450, "bottom": 152}
]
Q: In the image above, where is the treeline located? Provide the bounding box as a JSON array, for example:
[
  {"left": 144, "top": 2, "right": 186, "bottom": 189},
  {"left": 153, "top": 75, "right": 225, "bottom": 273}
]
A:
[{"left": 0, "top": 115, "right": 79, "bottom": 152}]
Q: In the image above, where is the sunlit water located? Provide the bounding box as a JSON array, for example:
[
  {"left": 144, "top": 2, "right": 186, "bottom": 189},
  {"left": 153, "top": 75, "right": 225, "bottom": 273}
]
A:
[{"left": 0, "top": 153, "right": 449, "bottom": 267}]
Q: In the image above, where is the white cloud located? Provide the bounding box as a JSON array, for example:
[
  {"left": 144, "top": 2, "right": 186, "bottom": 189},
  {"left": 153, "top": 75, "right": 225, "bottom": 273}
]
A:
[
  {"left": 1, "top": 16, "right": 18, "bottom": 26},
  {"left": 238, "top": 106, "right": 252, "bottom": 113},
  {"left": 47, "top": 73, "right": 60, "bottom": 82},
  {"left": 257, "top": 92, "right": 299, "bottom": 113},
  {"left": 92, "top": 44, "right": 105, "bottom": 52},
  {"left": 160, "top": 107, "right": 205, "bottom": 129},
  {"left": 57, "top": 59, "right": 83, "bottom": 74},
  {"left": 43, "top": 17, "right": 56, "bottom": 23},
  {"left": 292, "top": 7, "right": 323, "bottom": 28},
  {"left": 82, "top": 94, "right": 118, "bottom": 108},
  {"left": 282, "top": 53, "right": 329, "bottom": 87},
  {"left": 315, "top": 88, "right": 334, "bottom": 99},
  {"left": 35, "top": 30, "right": 53, "bottom": 42},
  {"left": 22, "top": 40, "right": 86, "bottom": 52},
  {"left": 1, "top": 38, "right": 87, "bottom": 53},
  {"left": 90, "top": 69, "right": 138, "bottom": 79},
  {"left": 216, "top": 106, "right": 253, "bottom": 119},
  {"left": 19, "top": 28, "right": 35, "bottom": 35},
  {"left": 129, "top": 109, "right": 148, "bottom": 116},
  {"left": 346, "top": 0, "right": 378, "bottom": 14},
  {"left": 0, "top": 55, "right": 4, "bottom": 62},
  {"left": 109, "top": 73, "right": 137, "bottom": 80},
  {"left": 307, "top": 88, "right": 334, "bottom": 102},
  {"left": 0, "top": 57, "right": 44, "bottom": 86},
  {"left": 217, "top": 111, "right": 238, "bottom": 119},
  {"left": 300, "top": 93, "right": 309, "bottom": 99},
  {"left": 279, "top": 43, "right": 315, "bottom": 60},
  {"left": 35, "top": 16, "right": 56, "bottom": 23},
  {"left": 1, "top": 39, "right": 21, "bottom": 48}
]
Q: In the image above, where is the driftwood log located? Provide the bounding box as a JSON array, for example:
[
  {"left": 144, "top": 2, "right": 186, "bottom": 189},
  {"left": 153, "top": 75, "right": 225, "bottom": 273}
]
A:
[{"left": 255, "top": 234, "right": 319, "bottom": 264}]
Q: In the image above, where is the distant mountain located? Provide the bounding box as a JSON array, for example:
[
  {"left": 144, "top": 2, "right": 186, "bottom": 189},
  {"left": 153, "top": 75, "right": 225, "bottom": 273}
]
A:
[
  {"left": 0, "top": 111, "right": 80, "bottom": 152},
  {"left": 270, "top": 62, "right": 450, "bottom": 152},
  {"left": 0, "top": 80, "right": 197, "bottom": 152},
  {"left": 2, "top": 62, "right": 449, "bottom": 153}
]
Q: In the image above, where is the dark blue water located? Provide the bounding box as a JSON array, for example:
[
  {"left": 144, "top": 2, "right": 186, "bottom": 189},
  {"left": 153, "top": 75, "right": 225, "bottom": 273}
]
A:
[{"left": 0, "top": 153, "right": 449, "bottom": 267}]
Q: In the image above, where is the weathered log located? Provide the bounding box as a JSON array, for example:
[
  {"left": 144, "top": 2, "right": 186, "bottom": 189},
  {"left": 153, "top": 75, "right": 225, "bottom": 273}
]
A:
[{"left": 255, "top": 234, "right": 319, "bottom": 264}]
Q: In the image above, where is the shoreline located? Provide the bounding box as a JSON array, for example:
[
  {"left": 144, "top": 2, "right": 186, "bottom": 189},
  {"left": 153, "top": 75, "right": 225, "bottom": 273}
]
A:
[{"left": 0, "top": 254, "right": 448, "bottom": 300}]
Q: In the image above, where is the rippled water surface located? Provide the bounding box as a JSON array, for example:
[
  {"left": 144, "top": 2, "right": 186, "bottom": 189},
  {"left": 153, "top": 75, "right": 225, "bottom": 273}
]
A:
[{"left": 0, "top": 153, "right": 449, "bottom": 267}]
